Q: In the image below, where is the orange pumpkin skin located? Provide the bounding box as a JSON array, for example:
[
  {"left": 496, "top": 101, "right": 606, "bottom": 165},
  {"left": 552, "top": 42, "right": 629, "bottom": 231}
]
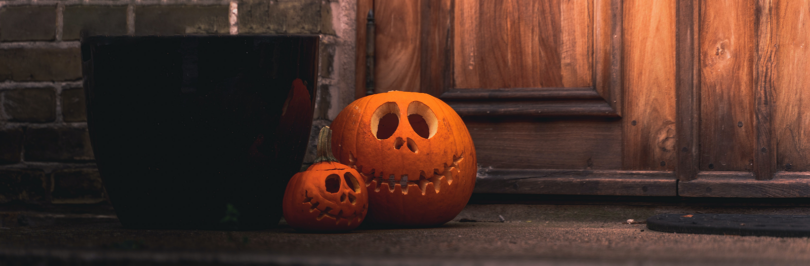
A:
[
  {"left": 330, "top": 91, "right": 476, "bottom": 226},
  {"left": 282, "top": 128, "right": 368, "bottom": 232}
]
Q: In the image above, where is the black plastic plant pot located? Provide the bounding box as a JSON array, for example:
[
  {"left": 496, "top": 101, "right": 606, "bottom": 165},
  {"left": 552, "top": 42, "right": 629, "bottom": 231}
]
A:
[{"left": 81, "top": 36, "right": 318, "bottom": 230}]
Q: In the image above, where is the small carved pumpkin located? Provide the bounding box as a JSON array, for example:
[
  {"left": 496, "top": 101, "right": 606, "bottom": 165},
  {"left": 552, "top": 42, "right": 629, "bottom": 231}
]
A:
[
  {"left": 330, "top": 91, "right": 476, "bottom": 226},
  {"left": 282, "top": 126, "right": 368, "bottom": 231}
]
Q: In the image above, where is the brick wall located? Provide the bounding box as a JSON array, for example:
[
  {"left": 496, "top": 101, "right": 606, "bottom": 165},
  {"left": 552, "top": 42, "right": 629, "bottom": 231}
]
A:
[{"left": 0, "top": 0, "right": 357, "bottom": 207}]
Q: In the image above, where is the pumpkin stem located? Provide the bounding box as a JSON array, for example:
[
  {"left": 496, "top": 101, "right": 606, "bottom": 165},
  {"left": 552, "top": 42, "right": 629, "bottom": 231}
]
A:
[{"left": 314, "top": 126, "right": 339, "bottom": 163}]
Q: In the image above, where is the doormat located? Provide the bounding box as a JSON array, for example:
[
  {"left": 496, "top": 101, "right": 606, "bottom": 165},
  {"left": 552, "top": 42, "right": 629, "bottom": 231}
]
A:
[{"left": 647, "top": 214, "right": 810, "bottom": 237}]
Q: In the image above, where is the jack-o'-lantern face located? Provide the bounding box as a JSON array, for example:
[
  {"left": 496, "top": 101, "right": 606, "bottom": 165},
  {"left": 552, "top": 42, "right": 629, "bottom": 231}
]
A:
[
  {"left": 283, "top": 128, "right": 368, "bottom": 232},
  {"left": 330, "top": 91, "right": 476, "bottom": 226}
]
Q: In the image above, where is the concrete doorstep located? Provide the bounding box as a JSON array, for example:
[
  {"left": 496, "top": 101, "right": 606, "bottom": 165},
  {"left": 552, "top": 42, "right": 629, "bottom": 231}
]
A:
[{"left": 2, "top": 201, "right": 810, "bottom": 265}]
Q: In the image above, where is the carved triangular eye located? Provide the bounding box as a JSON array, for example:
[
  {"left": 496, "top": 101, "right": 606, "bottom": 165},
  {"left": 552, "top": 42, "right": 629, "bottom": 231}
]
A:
[
  {"left": 407, "top": 101, "right": 438, "bottom": 139},
  {"left": 371, "top": 102, "right": 400, "bottom": 139}
]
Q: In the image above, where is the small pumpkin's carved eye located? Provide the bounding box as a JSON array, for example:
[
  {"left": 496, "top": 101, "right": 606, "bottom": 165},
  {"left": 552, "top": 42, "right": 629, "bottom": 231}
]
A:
[
  {"left": 343, "top": 172, "right": 361, "bottom": 193},
  {"left": 325, "top": 174, "right": 341, "bottom": 193},
  {"left": 371, "top": 102, "right": 400, "bottom": 139},
  {"left": 407, "top": 101, "right": 438, "bottom": 139}
]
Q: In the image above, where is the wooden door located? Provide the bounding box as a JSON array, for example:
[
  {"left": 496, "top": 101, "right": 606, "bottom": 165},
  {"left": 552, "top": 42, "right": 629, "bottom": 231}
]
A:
[
  {"left": 356, "top": 0, "right": 810, "bottom": 197},
  {"left": 676, "top": 0, "right": 810, "bottom": 197}
]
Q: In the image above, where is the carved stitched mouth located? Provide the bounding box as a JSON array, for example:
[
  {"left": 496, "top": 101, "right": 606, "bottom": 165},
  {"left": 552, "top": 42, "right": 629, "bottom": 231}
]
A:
[
  {"left": 303, "top": 190, "right": 366, "bottom": 225},
  {"left": 346, "top": 153, "right": 464, "bottom": 195}
]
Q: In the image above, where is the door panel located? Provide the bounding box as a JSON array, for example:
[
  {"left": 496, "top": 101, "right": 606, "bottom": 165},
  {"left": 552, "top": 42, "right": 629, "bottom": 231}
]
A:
[
  {"left": 774, "top": 0, "right": 810, "bottom": 172},
  {"left": 561, "top": 0, "right": 594, "bottom": 87},
  {"left": 467, "top": 118, "right": 621, "bottom": 170},
  {"left": 445, "top": 0, "right": 619, "bottom": 118},
  {"left": 374, "top": 0, "right": 421, "bottom": 92},
  {"left": 622, "top": 0, "right": 677, "bottom": 171},
  {"left": 357, "top": 0, "right": 678, "bottom": 197},
  {"left": 454, "top": 0, "right": 590, "bottom": 89},
  {"left": 448, "top": 0, "right": 624, "bottom": 174},
  {"left": 698, "top": 0, "right": 755, "bottom": 172},
  {"left": 678, "top": 0, "right": 810, "bottom": 197},
  {"left": 454, "top": 0, "right": 594, "bottom": 89}
]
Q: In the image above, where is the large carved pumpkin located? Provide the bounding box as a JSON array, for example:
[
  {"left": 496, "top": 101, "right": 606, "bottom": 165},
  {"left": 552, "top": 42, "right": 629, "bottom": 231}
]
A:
[
  {"left": 330, "top": 91, "right": 476, "bottom": 226},
  {"left": 282, "top": 127, "right": 368, "bottom": 231}
]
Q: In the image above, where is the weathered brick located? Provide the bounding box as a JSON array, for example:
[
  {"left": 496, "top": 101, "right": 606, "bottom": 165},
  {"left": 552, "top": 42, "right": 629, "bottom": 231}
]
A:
[
  {"left": 314, "top": 84, "right": 331, "bottom": 120},
  {"left": 0, "top": 47, "right": 83, "bottom": 81},
  {"left": 237, "top": 1, "right": 279, "bottom": 34},
  {"left": 0, "top": 5, "right": 57, "bottom": 42},
  {"left": 134, "top": 5, "right": 229, "bottom": 36},
  {"left": 24, "top": 127, "right": 94, "bottom": 162},
  {"left": 63, "top": 5, "right": 128, "bottom": 41},
  {"left": 0, "top": 169, "right": 48, "bottom": 204},
  {"left": 275, "top": 0, "right": 319, "bottom": 34},
  {"left": 52, "top": 168, "right": 105, "bottom": 204},
  {"left": 319, "top": 42, "right": 335, "bottom": 79},
  {"left": 320, "top": 0, "right": 335, "bottom": 35},
  {"left": 61, "top": 87, "right": 86, "bottom": 122},
  {"left": 303, "top": 119, "right": 331, "bottom": 166},
  {"left": 3, "top": 88, "right": 56, "bottom": 122},
  {"left": 0, "top": 128, "right": 24, "bottom": 164},
  {"left": 239, "top": 0, "right": 334, "bottom": 35}
]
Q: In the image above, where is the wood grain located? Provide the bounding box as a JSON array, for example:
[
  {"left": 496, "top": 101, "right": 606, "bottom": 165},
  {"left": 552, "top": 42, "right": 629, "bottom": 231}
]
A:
[
  {"left": 475, "top": 169, "right": 676, "bottom": 196},
  {"left": 453, "top": 0, "right": 481, "bottom": 88},
  {"left": 453, "top": 0, "right": 564, "bottom": 88},
  {"left": 354, "top": 0, "right": 373, "bottom": 99},
  {"left": 374, "top": 0, "right": 421, "bottom": 93},
  {"left": 608, "top": 0, "right": 622, "bottom": 116},
  {"left": 509, "top": 0, "right": 546, "bottom": 87},
  {"left": 593, "top": 0, "right": 613, "bottom": 105},
  {"left": 699, "top": 0, "right": 755, "bottom": 172},
  {"left": 420, "top": 0, "right": 453, "bottom": 97},
  {"left": 754, "top": 0, "right": 775, "bottom": 180},
  {"left": 466, "top": 118, "right": 622, "bottom": 169},
  {"left": 679, "top": 171, "right": 810, "bottom": 197},
  {"left": 773, "top": 0, "right": 810, "bottom": 172},
  {"left": 622, "top": 0, "right": 676, "bottom": 171},
  {"left": 676, "top": 0, "right": 700, "bottom": 181},
  {"left": 561, "top": 0, "right": 593, "bottom": 87},
  {"left": 475, "top": 0, "right": 511, "bottom": 88}
]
